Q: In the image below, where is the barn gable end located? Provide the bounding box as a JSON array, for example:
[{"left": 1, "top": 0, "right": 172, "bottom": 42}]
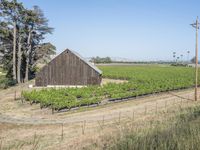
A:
[{"left": 35, "top": 49, "right": 102, "bottom": 86}]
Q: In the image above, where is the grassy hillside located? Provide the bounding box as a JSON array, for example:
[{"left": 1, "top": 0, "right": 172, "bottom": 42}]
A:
[{"left": 96, "top": 105, "right": 200, "bottom": 150}]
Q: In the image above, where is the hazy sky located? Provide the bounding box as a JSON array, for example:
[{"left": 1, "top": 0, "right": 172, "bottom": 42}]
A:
[{"left": 19, "top": 0, "right": 200, "bottom": 61}]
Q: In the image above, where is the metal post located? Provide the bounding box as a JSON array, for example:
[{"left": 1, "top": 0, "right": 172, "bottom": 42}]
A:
[{"left": 191, "top": 17, "right": 200, "bottom": 101}]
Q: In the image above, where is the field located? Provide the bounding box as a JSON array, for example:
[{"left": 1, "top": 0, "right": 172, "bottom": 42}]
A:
[
  {"left": 87, "top": 103, "right": 200, "bottom": 150},
  {"left": 22, "top": 65, "right": 198, "bottom": 111},
  {"left": 0, "top": 84, "right": 199, "bottom": 149},
  {"left": 0, "top": 70, "right": 200, "bottom": 149}
]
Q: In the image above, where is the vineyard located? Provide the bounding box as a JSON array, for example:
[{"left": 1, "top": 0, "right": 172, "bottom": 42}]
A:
[{"left": 22, "top": 65, "right": 198, "bottom": 111}]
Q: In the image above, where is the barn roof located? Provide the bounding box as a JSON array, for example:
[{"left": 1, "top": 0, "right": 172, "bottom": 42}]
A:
[{"left": 66, "top": 49, "right": 102, "bottom": 74}]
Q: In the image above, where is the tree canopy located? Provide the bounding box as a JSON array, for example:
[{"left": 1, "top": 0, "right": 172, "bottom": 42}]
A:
[{"left": 0, "top": 0, "right": 56, "bottom": 84}]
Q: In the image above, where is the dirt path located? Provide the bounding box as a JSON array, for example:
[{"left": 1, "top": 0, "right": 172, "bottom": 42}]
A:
[
  {"left": 0, "top": 84, "right": 199, "bottom": 149},
  {"left": 0, "top": 85, "right": 195, "bottom": 125}
]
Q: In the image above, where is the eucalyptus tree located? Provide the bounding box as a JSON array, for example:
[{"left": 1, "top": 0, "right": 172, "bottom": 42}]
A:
[
  {"left": 23, "top": 6, "right": 53, "bottom": 81},
  {"left": 0, "top": 0, "right": 55, "bottom": 84},
  {"left": 33, "top": 42, "right": 56, "bottom": 65},
  {"left": 16, "top": 10, "right": 26, "bottom": 83},
  {"left": 0, "top": 0, "right": 24, "bottom": 81},
  {"left": 0, "top": 20, "right": 13, "bottom": 77}
]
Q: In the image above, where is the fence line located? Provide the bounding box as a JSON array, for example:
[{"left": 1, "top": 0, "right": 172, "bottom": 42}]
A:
[
  {"left": 12, "top": 90, "right": 200, "bottom": 142},
  {"left": 56, "top": 92, "right": 198, "bottom": 141}
]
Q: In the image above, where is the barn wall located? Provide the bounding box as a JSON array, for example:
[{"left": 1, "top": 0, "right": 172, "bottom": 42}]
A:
[{"left": 35, "top": 50, "right": 102, "bottom": 86}]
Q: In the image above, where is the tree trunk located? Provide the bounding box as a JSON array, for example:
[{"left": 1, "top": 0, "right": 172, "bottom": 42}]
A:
[
  {"left": 13, "top": 22, "right": 17, "bottom": 81},
  {"left": 24, "top": 31, "right": 31, "bottom": 82},
  {"left": 17, "top": 36, "right": 22, "bottom": 83}
]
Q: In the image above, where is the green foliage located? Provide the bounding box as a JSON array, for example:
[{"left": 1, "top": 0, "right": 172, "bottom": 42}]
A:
[
  {"left": 90, "top": 56, "right": 112, "bottom": 63},
  {"left": 0, "top": 67, "right": 15, "bottom": 89},
  {"left": 171, "top": 63, "right": 189, "bottom": 67},
  {"left": 0, "top": 0, "right": 55, "bottom": 82},
  {"left": 22, "top": 86, "right": 103, "bottom": 110},
  {"left": 22, "top": 65, "right": 198, "bottom": 110},
  {"left": 0, "top": 77, "right": 16, "bottom": 89}
]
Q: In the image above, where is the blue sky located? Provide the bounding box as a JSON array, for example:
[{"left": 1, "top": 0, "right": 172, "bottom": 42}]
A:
[{"left": 19, "top": 0, "right": 200, "bottom": 61}]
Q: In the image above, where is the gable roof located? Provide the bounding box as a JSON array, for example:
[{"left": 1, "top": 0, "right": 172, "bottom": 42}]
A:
[{"left": 66, "top": 49, "right": 102, "bottom": 74}]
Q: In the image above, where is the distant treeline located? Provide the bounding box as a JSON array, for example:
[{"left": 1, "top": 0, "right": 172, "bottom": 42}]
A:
[
  {"left": 89, "top": 56, "right": 197, "bottom": 65},
  {"left": 89, "top": 56, "right": 186, "bottom": 64},
  {"left": 90, "top": 56, "right": 112, "bottom": 63}
]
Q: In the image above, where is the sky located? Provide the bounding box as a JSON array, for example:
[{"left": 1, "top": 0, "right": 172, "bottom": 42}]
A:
[{"left": 18, "top": 0, "right": 200, "bottom": 61}]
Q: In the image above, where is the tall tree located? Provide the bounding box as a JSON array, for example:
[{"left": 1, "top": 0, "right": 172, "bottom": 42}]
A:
[
  {"left": 17, "top": 29, "right": 22, "bottom": 83},
  {"left": 0, "top": 0, "right": 24, "bottom": 81},
  {"left": 0, "top": 0, "right": 55, "bottom": 84},
  {"left": 0, "top": 18, "right": 13, "bottom": 78},
  {"left": 23, "top": 6, "right": 53, "bottom": 81}
]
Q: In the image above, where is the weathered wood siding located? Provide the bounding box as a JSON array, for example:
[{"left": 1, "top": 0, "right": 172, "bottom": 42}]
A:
[{"left": 35, "top": 49, "right": 102, "bottom": 86}]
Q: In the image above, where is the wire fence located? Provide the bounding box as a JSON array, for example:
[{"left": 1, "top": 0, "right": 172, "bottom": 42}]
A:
[
  {"left": 73, "top": 95, "right": 195, "bottom": 137},
  {"left": 10, "top": 90, "right": 200, "bottom": 145}
]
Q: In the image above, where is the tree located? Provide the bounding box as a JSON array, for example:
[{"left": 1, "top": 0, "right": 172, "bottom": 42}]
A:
[
  {"left": 0, "top": 0, "right": 55, "bottom": 84},
  {"left": 180, "top": 54, "right": 183, "bottom": 62},
  {"left": 173, "top": 52, "right": 176, "bottom": 62},
  {"left": 34, "top": 42, "right": 56, "bottom": 64},
  {"left": 187, "top": 50, "right": 190, "bottom": 62},
  {"left": 23, "top": 6, "right": 53, "bottom": 82},
  {"left": 0, "top": 17, "right": 13, "bottom": 78},
  {"left": 0, "top": 0, "right": 24, "bottom": 81},
  {"left": 191, "top": 57, "right": 196, "bottom": 64},
  {"left": 90, "top": 56, "right": 112, "bottom": 63}
]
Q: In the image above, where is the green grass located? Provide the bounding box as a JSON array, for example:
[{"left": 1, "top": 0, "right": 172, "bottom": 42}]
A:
[{"left": 22, "top": 65, "right": 198, "bottom": 110}]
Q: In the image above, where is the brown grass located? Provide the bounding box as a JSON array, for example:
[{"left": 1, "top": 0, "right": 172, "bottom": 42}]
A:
[{"left": 0, "top": 83, "right": 199, "bottom": 149}]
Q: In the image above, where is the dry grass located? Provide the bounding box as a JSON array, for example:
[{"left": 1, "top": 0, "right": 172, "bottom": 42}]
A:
[
  {"left": 0, "top": 83, "right": 200, "bottom": 149},
  {"left": 101, "top": 78, "right": 128, "bottom": 85}
]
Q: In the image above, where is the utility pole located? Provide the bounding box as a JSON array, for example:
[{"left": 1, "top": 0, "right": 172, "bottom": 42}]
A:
[{"left": 191, "top": 16, "right": 200, "bottom": 101}]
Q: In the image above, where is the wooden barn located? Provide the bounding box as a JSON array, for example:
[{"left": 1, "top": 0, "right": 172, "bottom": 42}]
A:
[{"left": 35, "top": 49, "right": 102, "bottom": 86}]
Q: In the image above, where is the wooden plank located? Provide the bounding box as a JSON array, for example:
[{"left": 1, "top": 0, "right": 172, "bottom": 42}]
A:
[{"left": 35, "top": 49, "right": 101, "bottom": 86}]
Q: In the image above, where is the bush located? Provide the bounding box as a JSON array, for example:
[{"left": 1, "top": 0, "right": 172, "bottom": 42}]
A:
[
  {"left": 0, "top": 78, "right": 17, "bottom": 89},
  {"left": 170, "top": 63, "right": 188, "bottom": 67}
]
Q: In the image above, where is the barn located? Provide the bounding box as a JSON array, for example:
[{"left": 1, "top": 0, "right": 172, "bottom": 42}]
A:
[{"left": 35, "top": 49, "right": 102, "bottom": 86}]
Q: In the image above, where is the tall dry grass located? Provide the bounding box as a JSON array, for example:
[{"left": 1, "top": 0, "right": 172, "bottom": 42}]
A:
[{"left": 87, "top": 105, "right": 200, "bottom": 150}]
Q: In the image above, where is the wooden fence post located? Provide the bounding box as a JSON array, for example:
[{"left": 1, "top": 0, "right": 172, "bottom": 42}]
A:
[
  {"left": 155, "top": 101, "right": 158, "bottom": 114},
  {"left": 21, "top": 96, "right": 24, "bottom": 103},
  {"left": 132, "top": 111, "right": 135, "bottom": 122},
  {"left": 14, "top": 91, "right": 16, "bottom": 101},
  {"left": 102, "top": 115, "right": 104, "bottom": 127},
  {"left": 131, "top": 111, "right": 135, "bottom": 131},
  {"left": 52, "top": 107, "right": 54, "bottom": 114},
  {"left": 180, "top": 98, "right": 183, "bottom": 109},
  {"left": 61, "top": 123, "right": 64, "bottom": 140},
  {"left": 118, "top": 112, "right": 121, "bottom": 124},
  {"left": 82, "top": 120, "right": 86, "bottom": 135},
  {"left": 144, "top": 105, "right": 147, "bottom": 115}
]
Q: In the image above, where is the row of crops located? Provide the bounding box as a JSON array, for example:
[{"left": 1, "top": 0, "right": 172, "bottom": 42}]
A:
[{"left": 22, "top": 65, "right": 198, "bottom": 111}]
